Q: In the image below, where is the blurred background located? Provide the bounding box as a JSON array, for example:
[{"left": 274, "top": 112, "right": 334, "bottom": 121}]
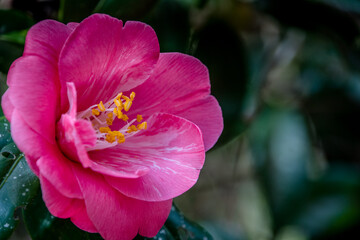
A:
[{"left": 1, "top": 0, "right": 360, "bottom": 239}]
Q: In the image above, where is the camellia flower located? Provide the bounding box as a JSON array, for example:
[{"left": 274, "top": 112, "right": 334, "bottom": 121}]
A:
[{"left": 1, "top": 14, "right": 223, "bottom": 240}]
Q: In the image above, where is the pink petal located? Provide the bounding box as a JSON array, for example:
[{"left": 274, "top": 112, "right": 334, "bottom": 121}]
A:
[
  {"left": 56, "top": 82, "right": 147, "bottom": 178},
  {"left": 40, "top": 175, "right": 97, "bottom": 233},
  {"left": 40, "top": 175, "right": 83, "bottom": 218},
  {"left": 95, "top": 113, "right": 205, "bottom": 202},
  {"left": 7, "top": 55, "right": 59, "bottom": 143},
  {"left": 125, "top": 52, "right": 223, "bottom": 150},
  {"left": 1, "top": 90, "right": 14, "bottom": 122},
  {"left": 73, "top": 165, "right": 172, "bottom": 240},
  {"left": 23, "top": 19, "right": 72, "bottom": 63},
  {"left": 37, "top": 153, "right": 83, "bottom": 199},
  {"left": 59, "top": 14, "right": 159, "bottom": 112},
  {"left": 70, "top": 204, "right": 98, "bottom": 233},
  {"left": 66, "top": 22, "right": 79, "bottom": 31},
  {"left": 11, "top": 110, "right": 82, "bottom": 198}
]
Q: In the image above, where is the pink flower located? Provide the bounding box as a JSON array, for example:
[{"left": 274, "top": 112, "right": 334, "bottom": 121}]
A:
[{"left": 1, "top": 14, "right": 223, "bottom": 240}]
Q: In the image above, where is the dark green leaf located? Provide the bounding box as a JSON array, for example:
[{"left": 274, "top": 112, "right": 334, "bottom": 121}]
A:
[
  {"left": 0, "top": 118, "right": 12, "bottom": 150},
  {"left": 145, "top": 0, "right": 191, "bottom": 53},
  {"left": 0, "top": 30, "right": 27, "bottom": 45},
  {"left": 193, "top": 19, "right": 248, "bottom": 144},
  {"left": 94, "top": 0, "right": 159, "bottom": 20},
  {"left": 58, "top": 0, "right": 100, "bottom": 22},
  {"left": 0, "top": 9, "right": 33, "bottom": 35},
  {"left": 134, "top": 226, "right": 175, "bottom": 240},
  {"left": 164, "top": 205, "right": 213, "bottom": 240},
  {"left": 23, "top": 188, "right": 103, "bottom": 240},
  {"left": 0, "top": 40, "right": 23, "bottom": 73},
  {"left": 0, "top": 155, "right": 39, "bottom": 239}
]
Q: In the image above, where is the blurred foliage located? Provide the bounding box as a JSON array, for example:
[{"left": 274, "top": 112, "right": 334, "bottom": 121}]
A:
[{"left": 1, "top": 0, "right": 360, "bottom": 239}]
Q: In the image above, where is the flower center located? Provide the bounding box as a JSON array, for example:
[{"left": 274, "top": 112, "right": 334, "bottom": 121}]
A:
[{"left": 77, "top": 91, "right": 147, "bottom": 150}]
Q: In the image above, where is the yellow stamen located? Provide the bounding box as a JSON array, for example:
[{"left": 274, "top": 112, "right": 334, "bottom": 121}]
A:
[
  {"left": 137, "top": 122, "right": 147, "bottom": 130},
  {"left": 123, "top": 100, "right": 132, "bottom": 112},
  {"left": 113, "top": 108, "right": 118, "bottom": 116},
  {"left": 92, "top": 109, "right": 100, "bottom": 116},
  {"left": 137, "top": 114, "right": 143, "bottom": 122},
  {"left": 99, "top": 127, "right": 111, "bottom": 133},
  {"left": 114, "top": 99, "right": 122, "bottom": 108},
  {"left": 127, "top": 125, "right": 138, "bottom": 133},
  {"left": 87, "top": 90, "right": 147, "bottom": 146},
  {"left": 106, "top": 118, "right": 113, "bottom": 126},
  {"left": 130, "top": 92, "right": 135, "bottom": 100},
  {"left": 116, "top": 92, "right": 123, "bottom": 100},
  {"left": 121, "top": 114, "right": 129, "bottom": 122},
  {"left": 122, "top": 96, "right": 130, "bottom": 101},
  {"left": 98, "top": 101, "right": 106, "bottom": 112},
  {"left": 117, "top": 137, "right": 125, "bottom": 144},
  {"left": 105, "top": 132, "right": 116, "bottom": 143}
]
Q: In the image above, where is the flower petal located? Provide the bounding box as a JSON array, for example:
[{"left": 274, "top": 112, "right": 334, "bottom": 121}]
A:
[
  {"left": 125, "top": 52, "right": 223, "bottom": 150},
  {"left": 7, "top": 55, "right": 59, "bottom": 143},
  {"left": 40, "top": 175, "right": 83, "bottom": 218},
  {"left": 59, "top": 14, "right": 159, "bottom": 112},
  {"left": 23, "top": 19, "right": 72, "bottom": 63},
  {"left": 97, "top": 113, "right": 205, "bottom": 202},
  {"left": 70, "top": 204, "right": 98, "bottom": 233},
  {"left": 1, "top": 90, "right": 14, "bottom": 122},
  {"left": 12, "top": 109, "right": 83, "bottom": 199},
  {"left": 73, "top": 165, "right": 172, "bottom": 240}
]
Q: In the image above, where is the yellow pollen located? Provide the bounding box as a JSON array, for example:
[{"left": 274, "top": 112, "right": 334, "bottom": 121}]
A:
[
  {"left": 106, "top": 118, "right": 113, "bottom": 126},
  {"left": 121, "top": 114, "right": 129, "bottom": 121},
  {"left": 127, "top": 125, "right": 138, "bottom": 133},
  {"left": 122, "top": 96, "right": 130, "bottom": 101},
  {"left": 99, "top": 127, "right": 111, "bottom": 133},
  {"left": 137, "top": 122, "right": 147, "bottom": 130},
  {"left": 92, "top": 109, "right": 100, "bottom": 116},
  {"left": 130, "top": 92, "right": 135, "bottom": 100},
  {"left": 114, "top": 99, "right": 122, "bottom": 108},
  {"left": 117, "top": 137, "right": 125, "bottom": 144},
  {"left": 113, "top": 107, "right": 118, "bottom": 116},
  {"left": 137, "top": 114, "right": 143, "bottom": 122},
  {"left": 124, "top": 100, "right": 132, "bottom": 112},
  {"left": 116, "top": 92, "right": 123, "bottom": 100},
  {"left": 98, "top": 101, "right": 106, "bottom": 112},
  {"left": 89, "top": 91, "right": 147, "bottom": 146},
  {"left": 105, "top": 132, "right": 116, "bottom": 143}
]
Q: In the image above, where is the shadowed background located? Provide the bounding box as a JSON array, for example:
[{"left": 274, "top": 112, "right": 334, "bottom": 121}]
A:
[{"left": 1, "top": 0, "right": 360, "bottom": 239}]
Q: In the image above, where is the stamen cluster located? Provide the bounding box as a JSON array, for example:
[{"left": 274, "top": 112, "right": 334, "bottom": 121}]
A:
[{"left": 78, "top": 91, "right": 147, "bottom": 148}]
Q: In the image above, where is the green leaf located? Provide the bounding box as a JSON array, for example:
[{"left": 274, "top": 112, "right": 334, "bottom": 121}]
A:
[
  {"left": 0, "top": 9, "right": 34, "bottom": 35},
  {"left": 24, "top": 195, "right": 212, "bottom": 240},
  {"left": 134, "top": 226, "right": 175, "bottom": 240},
  {"left": 94, "top": 0, "right": 159, "bottom": 20},
  {"left": 164, "top": 205, "right": 213, "bottom": 240},
  {"left": 0, "top": 30, "right": 28, "bottom": 45},
  {"left": 145, "top": 0, "right": 191, "bottom": 53},
  {"left": 0, "top": 155, "right": 39, "bottom": 239},
  {"left": 23, "top": 189, "right": 103, "bottom": 240},
  {"left": 0, "top": 40, "right": 23, "bottom": 73},
  {"left": 58, "top": 0, "right": 100, "bottom": 22},
  {"left": 192, "top": 19, "right": 248, "bottom": 144}
]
